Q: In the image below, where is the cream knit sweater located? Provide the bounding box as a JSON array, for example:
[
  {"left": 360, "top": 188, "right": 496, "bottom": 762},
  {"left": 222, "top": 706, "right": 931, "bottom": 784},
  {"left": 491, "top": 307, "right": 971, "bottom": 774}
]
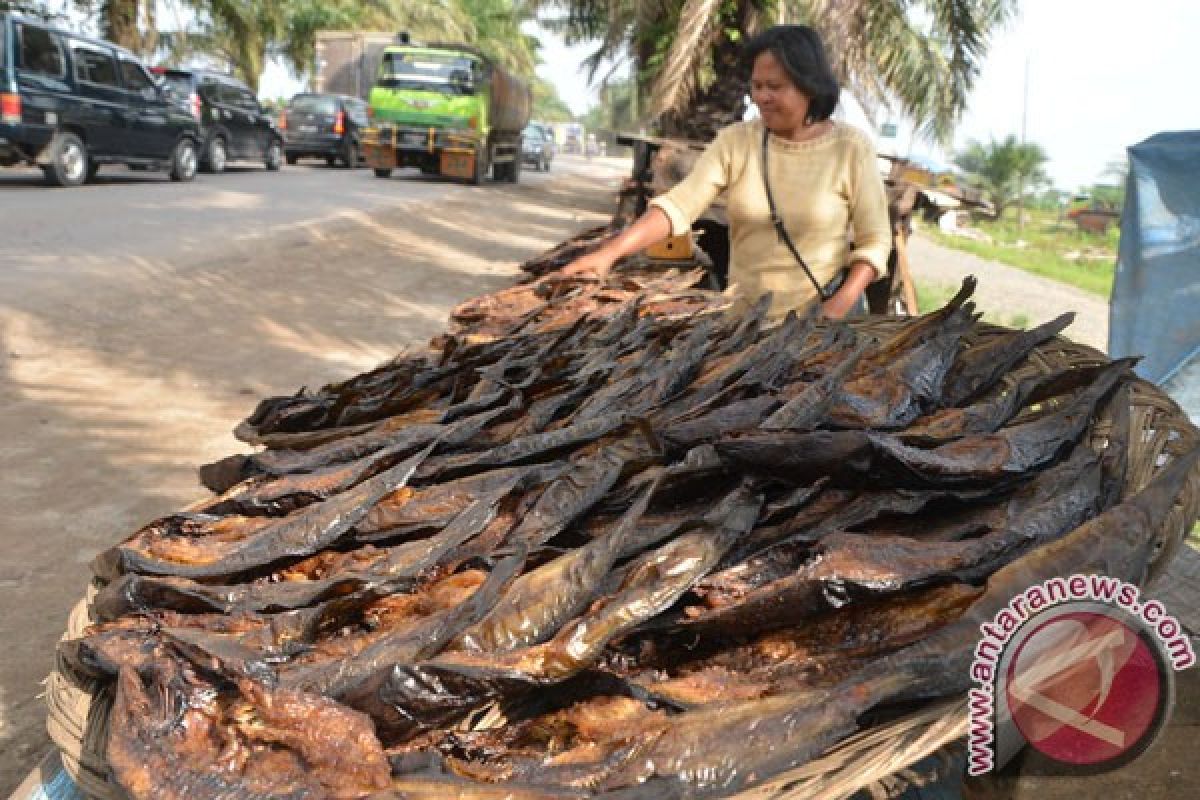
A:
[{"left": 650, "top": 120, "right": 892, "bottom": 317}]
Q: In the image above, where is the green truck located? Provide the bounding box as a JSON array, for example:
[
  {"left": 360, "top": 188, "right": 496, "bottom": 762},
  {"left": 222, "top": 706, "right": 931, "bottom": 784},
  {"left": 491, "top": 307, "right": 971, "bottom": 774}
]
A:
[{"left": 360, "top": 39, "right": 531, "bottom": 184}]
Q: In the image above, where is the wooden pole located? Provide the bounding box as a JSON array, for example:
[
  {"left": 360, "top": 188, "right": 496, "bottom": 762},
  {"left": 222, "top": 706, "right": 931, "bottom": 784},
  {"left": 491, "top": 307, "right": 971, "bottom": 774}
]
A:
[{"left": 893, "top": 225, "right": 920, "bottom": 316}]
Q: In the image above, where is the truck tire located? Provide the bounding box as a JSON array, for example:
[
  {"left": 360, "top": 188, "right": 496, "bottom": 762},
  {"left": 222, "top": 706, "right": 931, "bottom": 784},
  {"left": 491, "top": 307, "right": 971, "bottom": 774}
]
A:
[
  {"left": 493, "top": 158, "right": 517, "bottom": 182},
  {"left": 505, "top": 154, "right": 521, "bottom": 184},
  {"left": 470, "top": 144, "right": 487, "bottom": 185}
]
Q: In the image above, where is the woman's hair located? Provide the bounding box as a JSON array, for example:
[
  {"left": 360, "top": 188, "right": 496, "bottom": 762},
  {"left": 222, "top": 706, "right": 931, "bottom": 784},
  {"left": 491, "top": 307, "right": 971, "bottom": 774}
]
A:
[{"left": 742, "top": 25, "right": 839, "bottom": 123}]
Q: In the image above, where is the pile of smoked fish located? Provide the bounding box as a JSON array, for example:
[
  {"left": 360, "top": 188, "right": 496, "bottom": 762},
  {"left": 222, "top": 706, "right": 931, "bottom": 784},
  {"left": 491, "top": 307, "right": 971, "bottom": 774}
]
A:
[{"left": 65, "top": 263, "right": 1198, "bottom": 800}]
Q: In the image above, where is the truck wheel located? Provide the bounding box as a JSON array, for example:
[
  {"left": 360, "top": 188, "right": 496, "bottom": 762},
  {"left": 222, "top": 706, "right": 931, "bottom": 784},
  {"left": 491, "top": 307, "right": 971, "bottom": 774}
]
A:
[
  {"left": 286, "top": 153, "right": 299, "bottom": 165},
  {"left": 508, "top": 154, "right": 521, "bottom": 183},
  {"left": 470, "top": 145, "right": 487, "bottom": 185},
  {"left": 373, "top": 168, "right": 392, "bottom": 179},
  {"left": 341, "top": 140, "right": 358, "bottom": 169},
  {"left": 43, "top": 132, "right": 89, "bottom": 187}
]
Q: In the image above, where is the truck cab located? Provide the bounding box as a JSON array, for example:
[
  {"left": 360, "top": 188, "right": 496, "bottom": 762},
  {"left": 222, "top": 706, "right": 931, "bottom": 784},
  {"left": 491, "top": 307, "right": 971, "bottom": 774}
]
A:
[{"left": 362, "top": 42, "right": 529, "bottom": 184}]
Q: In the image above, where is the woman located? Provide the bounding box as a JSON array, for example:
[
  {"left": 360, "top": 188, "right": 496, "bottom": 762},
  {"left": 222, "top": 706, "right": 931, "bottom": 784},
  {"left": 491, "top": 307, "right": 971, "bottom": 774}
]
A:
[{"left": 564, "top": 25, "right": 891, "bottom": 320}]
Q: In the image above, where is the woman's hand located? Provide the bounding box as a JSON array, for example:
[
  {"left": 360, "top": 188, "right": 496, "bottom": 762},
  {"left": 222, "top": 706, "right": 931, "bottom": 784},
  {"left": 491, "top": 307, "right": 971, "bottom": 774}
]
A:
[
  {"left": 561, "top": 248, "right": 617, "bottom": 278},
  {"left": 560, "top": 207, "right": 674, "bottom": 279}
]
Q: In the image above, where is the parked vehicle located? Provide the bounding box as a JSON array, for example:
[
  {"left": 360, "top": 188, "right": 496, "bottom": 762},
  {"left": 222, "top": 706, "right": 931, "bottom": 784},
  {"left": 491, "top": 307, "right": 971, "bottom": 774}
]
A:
[
  {"left": 520, "top": 122, "right": 553, "bottom": 172},
  {"left": 559, "top": 122, "right": 583, "bottom": 154},
  {"left": 0, "top": 12, "right": 200, "bottom": 186},
  {"left": 360, "top": 38, "right": 531, "bottom": 184},
  {"left": 152, "top": 66, "right": 283, "bottom": 173},
  {"left": 281, "top": 93, "right": 367, "bottom": 167}
]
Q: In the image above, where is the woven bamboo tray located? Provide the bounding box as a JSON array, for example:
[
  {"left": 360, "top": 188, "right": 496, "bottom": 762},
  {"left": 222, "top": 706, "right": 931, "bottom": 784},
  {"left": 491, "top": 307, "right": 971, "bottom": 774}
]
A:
[{"left": 44, "top": 321, "right": 1200, "bottom": 800}]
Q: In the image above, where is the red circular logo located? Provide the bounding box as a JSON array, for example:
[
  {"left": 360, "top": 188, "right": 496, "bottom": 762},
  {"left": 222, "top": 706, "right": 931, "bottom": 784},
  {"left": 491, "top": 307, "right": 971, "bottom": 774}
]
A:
[{"left": 1005, "top": 610, "right": 1167, "bottom": 767}]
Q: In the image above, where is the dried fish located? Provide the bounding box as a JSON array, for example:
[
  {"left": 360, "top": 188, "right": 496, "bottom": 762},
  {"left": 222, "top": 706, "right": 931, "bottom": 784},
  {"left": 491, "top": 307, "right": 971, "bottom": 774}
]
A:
[{"left": 73, "top": 266, "right": 1197, "bottom": 800}]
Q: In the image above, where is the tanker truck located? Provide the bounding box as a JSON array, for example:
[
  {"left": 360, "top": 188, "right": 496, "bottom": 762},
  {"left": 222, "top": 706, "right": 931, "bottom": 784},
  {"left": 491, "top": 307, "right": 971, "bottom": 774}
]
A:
[{"left": 361, "top": 39, "right": 531, "bottom": 184}]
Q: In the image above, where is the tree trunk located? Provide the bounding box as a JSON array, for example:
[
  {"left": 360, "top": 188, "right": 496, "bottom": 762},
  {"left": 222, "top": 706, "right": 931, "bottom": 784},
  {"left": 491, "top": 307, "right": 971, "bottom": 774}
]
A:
[
  {"left": 139, "top": 0, "right": 157, "bottom": 58},
  {"left": 102, "top": 0, "right": 140, "bottom": 52},
  {"left": 657, "top": 0, "right": 763, "bottom": 141},
  {"left": 237, "top": 45, "right": 266, "bottom": 94},
  {"left": 1016, "top": 175, "right": 1026, "bottom": 232}
]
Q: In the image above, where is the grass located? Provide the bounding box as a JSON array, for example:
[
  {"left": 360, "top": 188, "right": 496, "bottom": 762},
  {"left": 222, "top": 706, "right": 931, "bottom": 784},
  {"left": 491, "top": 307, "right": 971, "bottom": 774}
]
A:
[
  {"left": 915, "top": 280, "right": 1030, "bottom": 330},
  {"left": 920, "top": 207, "right": 1118, "bottom": 298}
]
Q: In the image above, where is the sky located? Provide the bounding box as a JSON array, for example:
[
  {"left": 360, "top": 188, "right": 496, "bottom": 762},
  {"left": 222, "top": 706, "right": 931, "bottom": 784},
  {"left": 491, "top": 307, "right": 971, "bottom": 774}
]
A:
[
  {"left": 259, "top": 2, "right": 1198, "bottom": 191},
  {"left": 916, "top": 0, "right": 1200, "bottom": 190},
  {"left": 530, "top": 22, "right": 603, "bottom": 117}
]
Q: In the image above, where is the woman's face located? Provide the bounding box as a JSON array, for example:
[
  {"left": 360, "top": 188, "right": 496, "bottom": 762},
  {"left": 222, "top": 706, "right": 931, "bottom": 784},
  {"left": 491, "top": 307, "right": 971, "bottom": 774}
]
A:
[{"left": 750, "top": 51, "right": 812, "bottom": 135}]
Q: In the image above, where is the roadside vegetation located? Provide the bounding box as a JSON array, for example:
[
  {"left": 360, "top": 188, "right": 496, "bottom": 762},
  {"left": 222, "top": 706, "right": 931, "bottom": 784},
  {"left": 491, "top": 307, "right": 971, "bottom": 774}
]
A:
[
  {"left": 914, "top": 280, "right": 1030, "bottom": 329},
  {"left": 941, "top": 136, "right": 1123, "bottom": 298},
  {"left": 919, "top": 208, "right": 1119, "bottom": 298}
]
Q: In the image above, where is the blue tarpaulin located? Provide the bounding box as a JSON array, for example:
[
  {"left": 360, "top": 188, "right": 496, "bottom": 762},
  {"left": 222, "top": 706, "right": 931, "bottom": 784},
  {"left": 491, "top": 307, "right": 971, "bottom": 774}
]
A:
[{"left": 1108, "top": 131, "right": 1200, "bottom": 390}]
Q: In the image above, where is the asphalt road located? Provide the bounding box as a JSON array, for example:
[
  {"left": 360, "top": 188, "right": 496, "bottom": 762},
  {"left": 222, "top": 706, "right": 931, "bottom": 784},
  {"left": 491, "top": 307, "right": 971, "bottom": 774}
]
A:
[{"left": 0, "top": 154, "right": 593, "bottom": 273}]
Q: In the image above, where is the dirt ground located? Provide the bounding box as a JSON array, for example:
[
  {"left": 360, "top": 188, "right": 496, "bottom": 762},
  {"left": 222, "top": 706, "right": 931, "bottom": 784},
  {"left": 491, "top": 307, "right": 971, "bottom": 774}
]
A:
[{"left": 0, "top": 160, "right": 625, "bottom": 794}]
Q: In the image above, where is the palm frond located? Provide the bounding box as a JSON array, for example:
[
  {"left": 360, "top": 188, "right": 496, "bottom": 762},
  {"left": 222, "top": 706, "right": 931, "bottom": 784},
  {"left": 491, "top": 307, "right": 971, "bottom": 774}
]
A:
[
  {"left": 803, "top": 0, "right": 1015, "bottom": 147},
  {"left": 647, "top": 0, "right": 721, "bottom": 119}
]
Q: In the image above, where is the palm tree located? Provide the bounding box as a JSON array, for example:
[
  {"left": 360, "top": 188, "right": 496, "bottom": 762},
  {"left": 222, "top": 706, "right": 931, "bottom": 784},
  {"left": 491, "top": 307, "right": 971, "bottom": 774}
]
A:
[
  {"left": 53, "top": 1, "right": 158, "bottom": 55},
  {"left": 458, "top": 0, "right": 541, "bottom": 77},
  {"left": 164, "top": 1, "right": 532, "bottom": 93},
  {"left": 795, "top": 0, "right": 1016, "bottom": 145},
  {"left": 954, "top": 134, "right": 1048, "bottom": 220},
  {"left": 538, "top": 0, "right": 1015, "bottom": 144},
  {"left": 1, "top": 1, "right": 62, "bottom": 17}
]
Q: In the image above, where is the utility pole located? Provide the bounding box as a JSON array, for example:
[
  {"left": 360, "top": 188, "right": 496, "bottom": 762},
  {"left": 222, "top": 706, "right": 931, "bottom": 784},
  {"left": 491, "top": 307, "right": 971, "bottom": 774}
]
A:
[
  {"left": 1021, "top": 56, "right": 1029, "bottom": 144},
  {"left": 1017, "top": 55, "right": 1030, "bottom": 232}
]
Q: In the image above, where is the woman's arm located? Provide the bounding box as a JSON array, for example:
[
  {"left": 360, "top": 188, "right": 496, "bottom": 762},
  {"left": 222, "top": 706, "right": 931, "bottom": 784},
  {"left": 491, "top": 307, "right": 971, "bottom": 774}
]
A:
[
  {"left": 820, "top": 260, "right": 877, "bottom": 319},
  {"left": 822, "top": 135, "right": 893, "bottom": 318},
  {"left": 563, "top": 128, "right": 737, "bottom": 277},
  {"left": 561, "top": 206, "right": 673, "bottom": 277}
]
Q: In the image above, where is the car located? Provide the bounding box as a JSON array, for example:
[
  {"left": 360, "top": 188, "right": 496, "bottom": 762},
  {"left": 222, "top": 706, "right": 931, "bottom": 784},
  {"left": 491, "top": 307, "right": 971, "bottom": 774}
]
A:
[
  {"left": 280, "top": 93, "right": 368, "bottom": 168},
  {"left": 152, "top": 66, "right": 283, "bottom": 173},
  {"left": 521, "top": 122, "right": 553, "bottom": 172},
  {"left": 0, "top": 12, "right": 201, "bottom": 186}
]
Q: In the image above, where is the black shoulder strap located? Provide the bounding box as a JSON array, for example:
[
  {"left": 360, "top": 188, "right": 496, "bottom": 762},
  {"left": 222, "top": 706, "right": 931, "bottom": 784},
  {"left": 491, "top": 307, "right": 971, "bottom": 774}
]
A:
[{"left": 761, "top": 128, "right": 830, "bottom": 300}]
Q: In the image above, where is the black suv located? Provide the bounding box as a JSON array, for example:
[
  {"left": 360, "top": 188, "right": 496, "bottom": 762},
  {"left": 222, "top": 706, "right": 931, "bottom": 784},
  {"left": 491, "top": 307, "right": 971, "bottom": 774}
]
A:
[
  {"left": 154, "top": 67, "right": 283, "bottom": 173},
  {"left": 0, "top": 13, "right": 201, "bottom": 186},
  {"left": 282, "top": 93, "right": 367, "bottom": 167}
]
